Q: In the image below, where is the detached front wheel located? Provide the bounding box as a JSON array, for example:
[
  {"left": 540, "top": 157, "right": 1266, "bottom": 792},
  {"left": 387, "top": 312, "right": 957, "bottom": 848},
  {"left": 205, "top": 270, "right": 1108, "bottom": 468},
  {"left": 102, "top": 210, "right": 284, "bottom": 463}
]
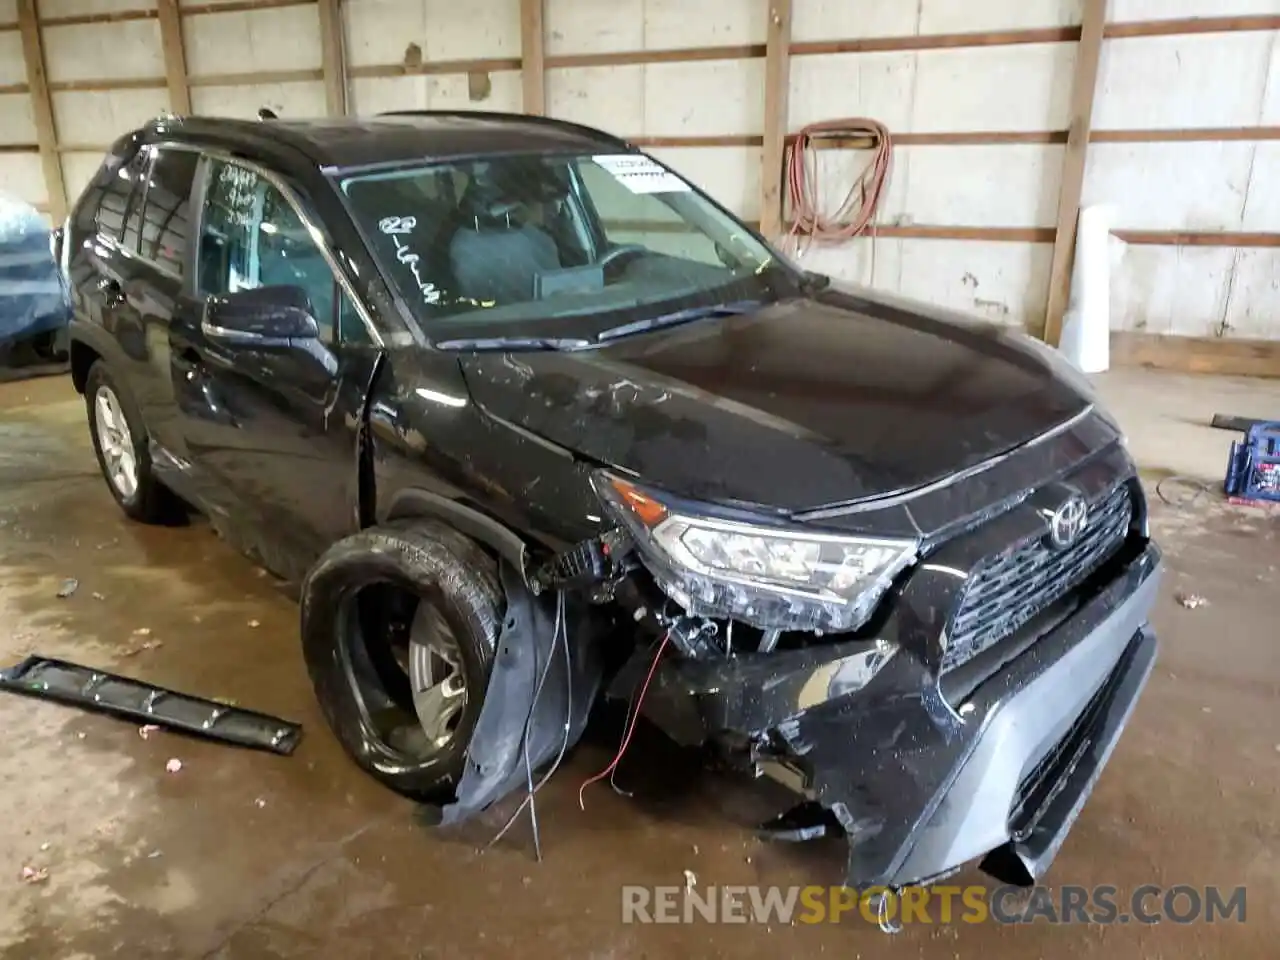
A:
[{"left": 300, "top": 520, "right": 502, "bottom": 801}]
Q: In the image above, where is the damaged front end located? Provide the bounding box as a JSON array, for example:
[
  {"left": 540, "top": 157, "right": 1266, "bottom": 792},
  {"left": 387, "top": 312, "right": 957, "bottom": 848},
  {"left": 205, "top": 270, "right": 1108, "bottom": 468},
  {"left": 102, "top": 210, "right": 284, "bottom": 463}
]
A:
[{"left": 576, "top": 426, "right": 1162, "bottom": 892}]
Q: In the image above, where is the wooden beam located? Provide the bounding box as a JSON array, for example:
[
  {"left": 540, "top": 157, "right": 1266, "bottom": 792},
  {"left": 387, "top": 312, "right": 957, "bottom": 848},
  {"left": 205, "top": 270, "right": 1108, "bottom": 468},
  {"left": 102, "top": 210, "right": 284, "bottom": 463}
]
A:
[
  {"left": 17, "top": 0, "right": 67, "bottom": 222},
  {"left": 631, "top": 135, "right": 763, "bottom": 148},
  {"left": 48, "top": 77, "right": 167, "bottom": 92},
  {"left": 39, "top": 9, "right": 155, "bottom": 26},
  {"left": 317, "top": 0, "right": 346, "bottom": 116},
  {"left": 545, "top": 44, "right": 763, "bottom": 69},
  {"left": 759, "top": 0, "right": 792, "bottom": 240},
  {"left": 1041, "top": 0, "right": 1108, "bottom": 346},
  {"left": 1092, "top": 125, "right": 1280, "bottom": 143},
  {"left": 786, "top": 223, "right": 1055, "bottom": 243},
  {"left": 1105, "top": 14, "right": 1280, "bottom": 39},
  {"left": 181, "top": 0, "right": 315, "bottom": 16},
  {"left": 520, "top": 0, "right": 545, "bottom": 114},
  {"left": 348, "top": 57, "right": 521, "bottom": 79},
  {"left": 791, "top": 25, "right": 1079, "bottom": 57},
  {"left": 187, "top": 68, "right": 324, "bottom": 87},
  {"left": 156, "top": 0, "right": 191, "bottom": 114},
  {"left": 1111, "top": 332, "right": 1280, "bottom": 378},
  {"left": 1114, "top": 229, "right": 1280, "bottom": 248}
]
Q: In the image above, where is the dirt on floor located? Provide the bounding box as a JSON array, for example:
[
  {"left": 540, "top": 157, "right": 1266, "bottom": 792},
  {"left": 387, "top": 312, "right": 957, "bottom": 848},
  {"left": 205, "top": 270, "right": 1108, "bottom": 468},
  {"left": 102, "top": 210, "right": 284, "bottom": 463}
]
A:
[{"left": 0, "top": 374, "right": 1276, "bottom": 959}]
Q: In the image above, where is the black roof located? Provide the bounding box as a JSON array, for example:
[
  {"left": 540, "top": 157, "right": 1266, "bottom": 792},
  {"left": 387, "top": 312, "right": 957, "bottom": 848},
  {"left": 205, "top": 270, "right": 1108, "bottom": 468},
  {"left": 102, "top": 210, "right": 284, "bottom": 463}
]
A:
[{"left": 153, "top": 112, "right": 632, "bottom": 171}]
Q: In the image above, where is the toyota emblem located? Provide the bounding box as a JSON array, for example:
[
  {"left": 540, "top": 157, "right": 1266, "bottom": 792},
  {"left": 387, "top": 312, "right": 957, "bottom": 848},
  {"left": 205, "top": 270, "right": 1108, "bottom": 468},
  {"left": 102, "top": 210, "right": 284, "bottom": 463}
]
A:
[{"left": 1048, "top": 495, "right": 1089, "bottom": 548}]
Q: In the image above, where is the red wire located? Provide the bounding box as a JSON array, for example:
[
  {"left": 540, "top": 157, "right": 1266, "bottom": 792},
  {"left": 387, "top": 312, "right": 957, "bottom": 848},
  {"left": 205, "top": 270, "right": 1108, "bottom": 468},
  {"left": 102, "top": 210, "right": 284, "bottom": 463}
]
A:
[
  {"left": 577, "top": 631, "right": 670, "bottom": 810},
  {"left": 784, "top": 118, "right": 893, "bottom": 249}
]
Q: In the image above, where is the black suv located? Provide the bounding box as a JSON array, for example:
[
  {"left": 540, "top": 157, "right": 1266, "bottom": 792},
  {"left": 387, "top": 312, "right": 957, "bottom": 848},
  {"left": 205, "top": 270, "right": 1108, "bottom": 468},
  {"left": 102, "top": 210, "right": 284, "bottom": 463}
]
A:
[{"left": 63, "top": 111, "right": 1161, "bottom": 891}]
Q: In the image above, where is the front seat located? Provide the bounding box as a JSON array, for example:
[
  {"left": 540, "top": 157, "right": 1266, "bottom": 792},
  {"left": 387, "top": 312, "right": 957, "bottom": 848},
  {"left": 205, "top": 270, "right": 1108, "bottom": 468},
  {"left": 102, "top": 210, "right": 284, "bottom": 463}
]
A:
[{"left": 449, "top": 196, "right": 560, "bottom": 305}]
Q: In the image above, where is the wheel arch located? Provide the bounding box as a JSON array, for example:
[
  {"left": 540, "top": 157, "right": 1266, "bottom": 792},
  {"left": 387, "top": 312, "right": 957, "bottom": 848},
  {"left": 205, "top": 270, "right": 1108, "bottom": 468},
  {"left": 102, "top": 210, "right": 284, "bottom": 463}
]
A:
[
  {"left": 379, "top": 488, "right": 528, "bottom": 577},
  {"left": 69, "top": 338, "right": 101, "bottom": 394}
]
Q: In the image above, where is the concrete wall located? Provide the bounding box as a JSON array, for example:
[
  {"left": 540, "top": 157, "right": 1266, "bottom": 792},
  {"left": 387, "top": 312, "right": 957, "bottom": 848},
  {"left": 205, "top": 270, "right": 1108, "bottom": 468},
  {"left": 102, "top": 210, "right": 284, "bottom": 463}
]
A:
[{"left": 1, "top": 0, "right": 1276, "bottom": 346}]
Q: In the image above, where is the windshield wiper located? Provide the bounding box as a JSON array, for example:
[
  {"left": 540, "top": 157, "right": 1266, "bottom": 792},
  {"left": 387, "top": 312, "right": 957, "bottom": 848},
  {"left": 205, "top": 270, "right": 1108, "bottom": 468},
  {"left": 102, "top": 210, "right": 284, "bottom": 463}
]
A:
[
  {"left": 435, "top": 336, "right": 593, "bottom": 351},
  {"left": 595, "top": 300, "right": 761, "bottom": 342}
]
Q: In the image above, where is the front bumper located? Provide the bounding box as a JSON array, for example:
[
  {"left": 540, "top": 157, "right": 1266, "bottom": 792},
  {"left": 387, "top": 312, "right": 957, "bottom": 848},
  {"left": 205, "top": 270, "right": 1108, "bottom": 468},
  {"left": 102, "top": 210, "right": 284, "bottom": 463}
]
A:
[{"left": 632, "top": 538, "right": 1161, "bottom": 888}]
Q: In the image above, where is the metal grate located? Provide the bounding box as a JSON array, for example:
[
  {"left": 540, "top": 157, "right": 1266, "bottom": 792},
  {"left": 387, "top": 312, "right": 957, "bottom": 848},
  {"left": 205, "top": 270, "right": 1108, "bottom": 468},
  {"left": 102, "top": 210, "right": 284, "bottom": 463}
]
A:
[{"left": 943, "top": 484, "right": 1133, "bottom": 672}]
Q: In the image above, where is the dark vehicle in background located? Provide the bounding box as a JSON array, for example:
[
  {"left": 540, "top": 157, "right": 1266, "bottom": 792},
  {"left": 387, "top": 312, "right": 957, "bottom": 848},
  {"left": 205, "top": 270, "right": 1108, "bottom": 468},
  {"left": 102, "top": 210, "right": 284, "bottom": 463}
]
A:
[{"left": 61, "top": 112, "right": 1161, "bottom": 892}]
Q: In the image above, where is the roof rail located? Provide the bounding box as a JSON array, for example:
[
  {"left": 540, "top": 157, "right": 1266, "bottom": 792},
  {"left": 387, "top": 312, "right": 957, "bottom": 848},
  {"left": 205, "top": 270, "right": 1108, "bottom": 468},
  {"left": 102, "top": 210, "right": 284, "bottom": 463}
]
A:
[{"left": 374, "top": 109, "right": 633, "bottom": 150}]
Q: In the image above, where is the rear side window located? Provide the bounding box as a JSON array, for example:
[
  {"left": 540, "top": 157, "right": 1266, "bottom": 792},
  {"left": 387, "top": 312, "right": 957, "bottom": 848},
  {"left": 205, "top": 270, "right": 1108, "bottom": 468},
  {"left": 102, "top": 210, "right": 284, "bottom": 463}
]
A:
[
  {"left": 138, "top": 147, "right": 199, "bottom": 277},
  {"left": 92, "top": 149, "right": 149, "bottom": 244}
]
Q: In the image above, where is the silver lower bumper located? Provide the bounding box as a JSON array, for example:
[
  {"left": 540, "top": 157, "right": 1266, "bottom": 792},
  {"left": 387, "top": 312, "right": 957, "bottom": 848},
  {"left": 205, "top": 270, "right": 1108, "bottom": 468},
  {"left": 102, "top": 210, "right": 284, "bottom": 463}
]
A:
[{"left": 892, "top": 555, "right": 1161, "bottom": 885}]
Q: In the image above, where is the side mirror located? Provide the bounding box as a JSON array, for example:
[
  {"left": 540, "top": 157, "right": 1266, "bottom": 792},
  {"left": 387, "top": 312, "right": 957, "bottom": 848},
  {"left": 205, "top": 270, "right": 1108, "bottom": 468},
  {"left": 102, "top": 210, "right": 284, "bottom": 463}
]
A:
[{"left": 202, "top": 285, "right": 319, "bottom": 345}]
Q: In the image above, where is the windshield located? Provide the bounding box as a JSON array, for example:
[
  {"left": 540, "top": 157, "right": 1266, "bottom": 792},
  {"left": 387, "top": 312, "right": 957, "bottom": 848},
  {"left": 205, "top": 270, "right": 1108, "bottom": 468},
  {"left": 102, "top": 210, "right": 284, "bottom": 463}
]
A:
[{"left": 335, "top": 152, "right": 800, "bottom": 342}]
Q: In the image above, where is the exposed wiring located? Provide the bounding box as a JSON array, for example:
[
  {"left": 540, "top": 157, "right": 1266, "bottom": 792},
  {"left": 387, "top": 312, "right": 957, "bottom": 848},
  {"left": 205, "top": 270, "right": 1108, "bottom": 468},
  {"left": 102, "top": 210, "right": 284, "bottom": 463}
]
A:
[
  {"left": 488, "top": 590, "right": 573, "bottom": 856},
  {"left": 578, "top": 631, "right": 671, "bottom": 810},
  {"left": 784, "top": 118, "right": 893, "bottom": 257},
  {"left": 609, "top": 675, "right": 644, "bottom": 798},
  {"left": 521, "top": 693, "right": 542, "bottom": 861}
]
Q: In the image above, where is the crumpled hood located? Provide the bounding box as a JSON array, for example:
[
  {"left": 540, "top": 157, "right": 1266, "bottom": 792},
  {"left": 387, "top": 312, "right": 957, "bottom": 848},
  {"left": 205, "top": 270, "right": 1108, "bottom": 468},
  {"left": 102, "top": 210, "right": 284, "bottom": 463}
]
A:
[{"left": 459, "top": 288, "right": 1091, "bottom": 513}]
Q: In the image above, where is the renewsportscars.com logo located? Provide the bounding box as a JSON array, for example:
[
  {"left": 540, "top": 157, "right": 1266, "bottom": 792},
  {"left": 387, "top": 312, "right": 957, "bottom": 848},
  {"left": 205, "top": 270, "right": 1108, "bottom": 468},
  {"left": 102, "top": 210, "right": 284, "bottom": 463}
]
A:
[{"left": 621, "top": 884, "right": 1248, "bottom": 926}]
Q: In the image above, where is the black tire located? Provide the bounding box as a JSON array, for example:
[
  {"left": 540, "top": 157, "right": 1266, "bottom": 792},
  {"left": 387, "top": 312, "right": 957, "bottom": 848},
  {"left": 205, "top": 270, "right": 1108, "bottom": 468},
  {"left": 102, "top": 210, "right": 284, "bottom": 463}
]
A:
[
  {"left": 83, "top": 360, "right": 184, "bottom": 524},
  {"left": 301, "top": 520, "right": 503, "bottom": 801}
]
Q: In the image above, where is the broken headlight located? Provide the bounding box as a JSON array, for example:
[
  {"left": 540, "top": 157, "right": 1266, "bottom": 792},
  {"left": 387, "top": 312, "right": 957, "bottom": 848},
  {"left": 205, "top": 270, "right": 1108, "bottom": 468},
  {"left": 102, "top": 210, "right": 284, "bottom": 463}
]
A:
[{"left": 593, "top": 471, "right": 918, "bottom": 634}]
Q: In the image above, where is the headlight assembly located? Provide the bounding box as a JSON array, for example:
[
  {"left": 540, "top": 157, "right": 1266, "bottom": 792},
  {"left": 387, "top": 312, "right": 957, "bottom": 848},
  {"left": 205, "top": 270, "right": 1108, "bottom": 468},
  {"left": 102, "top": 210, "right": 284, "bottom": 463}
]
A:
[{"left": 593, "top": 471, "right": 918, "bottom": 634}]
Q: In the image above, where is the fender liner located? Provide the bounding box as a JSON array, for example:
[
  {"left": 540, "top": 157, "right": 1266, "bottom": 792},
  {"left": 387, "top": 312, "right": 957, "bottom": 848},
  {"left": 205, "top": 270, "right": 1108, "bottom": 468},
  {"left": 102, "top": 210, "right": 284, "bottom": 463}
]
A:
[
  {"left": 437, "top": 562, "right": 604, "bottom": 824},
  {"left": 382, "top": 488, "right": 528, "bottom": 578}
]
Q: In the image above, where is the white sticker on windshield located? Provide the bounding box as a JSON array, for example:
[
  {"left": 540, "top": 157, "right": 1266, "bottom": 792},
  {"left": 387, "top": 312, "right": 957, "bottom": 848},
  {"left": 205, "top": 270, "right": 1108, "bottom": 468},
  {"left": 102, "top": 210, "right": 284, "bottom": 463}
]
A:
[{"left": 593, "top": 154, "right": 692, "bottom": 195}]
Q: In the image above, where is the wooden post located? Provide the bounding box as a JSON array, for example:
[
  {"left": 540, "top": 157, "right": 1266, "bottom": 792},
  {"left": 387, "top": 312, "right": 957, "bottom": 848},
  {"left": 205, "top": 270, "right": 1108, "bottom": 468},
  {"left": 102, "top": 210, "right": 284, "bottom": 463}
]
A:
[
  {"left": 17, "top": 0, "right": 66, "bottom": 221},
  {"left": 317, "top": 0, "right": 347, "bottom": 117},
  {"left": 520, "top": 0, "right": 545, "bottom": 115},
  {"left": 1042, "top": 0, "right": 1108, "bottom": 345},
  {"left": 759, "top": 0, "right": 792, "bottom": 240},
  {"left": 156, "top": 0, "right": 191, "bottom": 114}
]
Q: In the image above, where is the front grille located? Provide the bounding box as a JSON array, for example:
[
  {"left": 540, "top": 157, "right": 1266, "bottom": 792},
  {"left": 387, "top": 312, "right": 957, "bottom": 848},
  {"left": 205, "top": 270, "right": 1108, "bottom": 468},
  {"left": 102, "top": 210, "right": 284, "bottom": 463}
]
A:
[{"left": 943, "top": 483, "right": 1133, "bottom": 671}]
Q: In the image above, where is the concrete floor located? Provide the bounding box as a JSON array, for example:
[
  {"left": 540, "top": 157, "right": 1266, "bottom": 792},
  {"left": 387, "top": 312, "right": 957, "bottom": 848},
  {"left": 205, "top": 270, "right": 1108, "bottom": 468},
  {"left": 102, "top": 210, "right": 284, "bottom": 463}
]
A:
[{"left": 0, "top": 369, "right": 1277, "bottom": 958}]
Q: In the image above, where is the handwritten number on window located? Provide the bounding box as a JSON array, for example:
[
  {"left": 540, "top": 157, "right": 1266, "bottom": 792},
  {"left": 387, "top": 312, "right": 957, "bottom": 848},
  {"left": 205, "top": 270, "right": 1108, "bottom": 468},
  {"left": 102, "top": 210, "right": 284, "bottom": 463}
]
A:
[{"left": 378, "top": 216, "right": 440, "bottom": 305}]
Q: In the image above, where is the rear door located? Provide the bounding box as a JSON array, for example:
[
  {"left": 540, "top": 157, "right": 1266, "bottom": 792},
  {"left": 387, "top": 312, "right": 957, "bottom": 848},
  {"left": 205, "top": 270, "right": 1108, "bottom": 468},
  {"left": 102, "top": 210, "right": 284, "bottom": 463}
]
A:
[
  {"left": 127, "top": 144, "right": 202, "bottom": 453},
  {"left": 168, "top": 155, "right": 379, "bottom": 581}
]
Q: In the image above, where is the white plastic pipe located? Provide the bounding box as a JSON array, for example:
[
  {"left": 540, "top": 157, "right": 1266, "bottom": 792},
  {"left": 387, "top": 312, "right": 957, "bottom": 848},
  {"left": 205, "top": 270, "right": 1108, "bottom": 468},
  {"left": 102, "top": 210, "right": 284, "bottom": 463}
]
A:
[{"left": 1058, "top": 204, "right": 1113, "bottom": 374}]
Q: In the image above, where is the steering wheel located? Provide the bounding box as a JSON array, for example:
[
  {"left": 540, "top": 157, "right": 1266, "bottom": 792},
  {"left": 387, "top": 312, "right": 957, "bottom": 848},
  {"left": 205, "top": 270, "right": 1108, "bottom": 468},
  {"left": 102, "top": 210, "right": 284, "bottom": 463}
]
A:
[{"left": 594, "top": 243, "right": 648, "bottom": 275}]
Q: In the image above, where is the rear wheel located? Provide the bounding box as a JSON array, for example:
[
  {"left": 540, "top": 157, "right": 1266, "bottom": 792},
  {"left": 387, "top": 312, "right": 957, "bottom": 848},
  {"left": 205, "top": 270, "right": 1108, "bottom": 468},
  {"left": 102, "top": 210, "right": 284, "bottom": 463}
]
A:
[
  {"left": 300, "top": 520, "right": 502, "bottom": 801},
  {"left": 83, "top": 360, "right": 183, "bottom": 524}
]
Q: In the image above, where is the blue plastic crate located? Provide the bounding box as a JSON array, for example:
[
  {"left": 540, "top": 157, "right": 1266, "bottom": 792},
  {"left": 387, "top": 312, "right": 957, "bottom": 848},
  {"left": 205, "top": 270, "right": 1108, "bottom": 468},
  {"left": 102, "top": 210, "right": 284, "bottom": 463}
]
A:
[{"left": 1224, "top": 422, "right": 1280, "bottom": 503}]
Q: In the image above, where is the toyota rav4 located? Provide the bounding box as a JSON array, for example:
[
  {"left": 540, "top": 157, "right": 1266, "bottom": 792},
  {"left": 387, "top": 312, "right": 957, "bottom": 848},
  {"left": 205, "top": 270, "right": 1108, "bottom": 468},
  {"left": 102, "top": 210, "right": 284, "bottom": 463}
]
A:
[{"left": 61, "top": 111, "right": 1161, "bottom": 891}]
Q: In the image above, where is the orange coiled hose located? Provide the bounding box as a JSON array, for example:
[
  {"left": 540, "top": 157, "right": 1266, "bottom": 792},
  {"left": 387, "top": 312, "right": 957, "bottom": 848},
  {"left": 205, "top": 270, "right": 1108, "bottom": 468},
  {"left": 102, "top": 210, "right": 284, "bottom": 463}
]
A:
[{"left": 785, "top": 118, "right": 893, "bottom": 250}]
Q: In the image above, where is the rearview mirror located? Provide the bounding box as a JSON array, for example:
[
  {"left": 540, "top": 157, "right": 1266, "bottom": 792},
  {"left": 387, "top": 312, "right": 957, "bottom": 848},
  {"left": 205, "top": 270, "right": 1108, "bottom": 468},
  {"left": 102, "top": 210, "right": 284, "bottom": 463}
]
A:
[{"left": 202, "top": 285, "right": 319, "bottom": 345}]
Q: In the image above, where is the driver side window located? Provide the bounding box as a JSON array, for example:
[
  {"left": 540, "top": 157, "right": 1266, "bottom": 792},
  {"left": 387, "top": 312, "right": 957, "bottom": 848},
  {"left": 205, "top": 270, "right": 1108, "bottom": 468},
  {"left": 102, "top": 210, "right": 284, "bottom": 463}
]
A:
[{"left": 198, "top": 159, "right": 364, "bottom": 343}]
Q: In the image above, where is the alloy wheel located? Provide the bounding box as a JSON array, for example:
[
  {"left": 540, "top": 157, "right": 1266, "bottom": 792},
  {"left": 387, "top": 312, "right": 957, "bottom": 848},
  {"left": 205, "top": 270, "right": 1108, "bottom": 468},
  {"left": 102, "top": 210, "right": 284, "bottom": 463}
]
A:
[
  {"left": 407, "top": 602, "right": 468, "bottom": 749},
  {"left": 94, "top": 385, "right": 138, "bottom": 499}
]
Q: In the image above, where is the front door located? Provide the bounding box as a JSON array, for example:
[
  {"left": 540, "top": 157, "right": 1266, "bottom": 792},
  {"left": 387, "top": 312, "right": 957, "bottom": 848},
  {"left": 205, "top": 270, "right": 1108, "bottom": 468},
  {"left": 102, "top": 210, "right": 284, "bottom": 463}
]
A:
[{"left": 169, "top": 155, "right": 379, "bottom": 582}]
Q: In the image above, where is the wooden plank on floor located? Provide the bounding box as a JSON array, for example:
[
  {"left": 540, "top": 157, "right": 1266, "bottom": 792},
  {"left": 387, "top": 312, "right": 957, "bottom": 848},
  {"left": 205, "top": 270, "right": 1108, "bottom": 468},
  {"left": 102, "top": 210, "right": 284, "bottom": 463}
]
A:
[
  {"left": 1112, "top": 332, "right": 1280, "bottom": 379},
  {"left": 1042, "top": 0, "right": 1108, "bottom": 346}
]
